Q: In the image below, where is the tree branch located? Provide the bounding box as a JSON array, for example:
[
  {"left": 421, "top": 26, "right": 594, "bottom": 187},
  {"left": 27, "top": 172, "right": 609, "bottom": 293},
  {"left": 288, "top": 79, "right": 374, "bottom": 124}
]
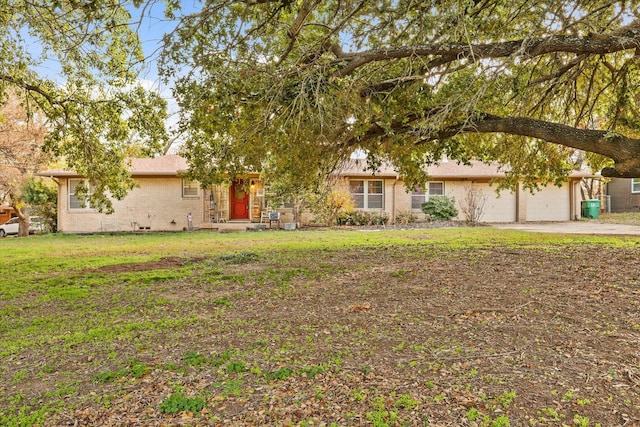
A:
[
  {"left": 431, "top": 115, "right": 640, "bottom": 177},
  {"left": 277, "top": 0, "right": 322, "bottom": 66},
  {"left": 350, "top": 112, "right": 640, "bottom": 177},
  {"left": 331, "top": 26, "right": 640, "bottom": 78},
  {"left": 0, "top": 74, "right": 63, "bottom": 108}
]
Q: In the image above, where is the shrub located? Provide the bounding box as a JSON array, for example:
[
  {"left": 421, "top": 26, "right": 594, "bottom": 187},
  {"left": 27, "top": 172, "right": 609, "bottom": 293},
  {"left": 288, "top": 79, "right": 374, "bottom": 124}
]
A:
[
  {"left": 336, "top": 211, "right": 389, "bottom": 226},
  {"left": 395, "top": 210, "right": 418, "bottom": 225},
  {"left": 307, "top": 179, "right": 355, "bottom": 226},
  {"left": 460, "top": 186, "right": 488, "bottom": 223},
  {"left": 421, "top": 196, "right": 458, "bottom": 221}
]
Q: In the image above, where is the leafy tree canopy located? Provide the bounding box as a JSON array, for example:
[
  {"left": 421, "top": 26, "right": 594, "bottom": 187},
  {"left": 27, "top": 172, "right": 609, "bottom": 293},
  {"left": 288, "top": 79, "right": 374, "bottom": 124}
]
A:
[
  {"left": 1, "top": 0, "right": 168, "bottom": 211},
  {"left": 161, "top": 0, "right": 640, "bottom": 191}
]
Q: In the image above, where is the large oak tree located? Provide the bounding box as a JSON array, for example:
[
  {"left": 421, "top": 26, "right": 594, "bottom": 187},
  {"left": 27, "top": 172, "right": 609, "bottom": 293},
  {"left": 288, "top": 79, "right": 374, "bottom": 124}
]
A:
[
  {"left": 161, "top": 0, "right": 640, "bottom": 191},
  {"left": 4, "top": 1, "right": 640, "bottom": 199}
]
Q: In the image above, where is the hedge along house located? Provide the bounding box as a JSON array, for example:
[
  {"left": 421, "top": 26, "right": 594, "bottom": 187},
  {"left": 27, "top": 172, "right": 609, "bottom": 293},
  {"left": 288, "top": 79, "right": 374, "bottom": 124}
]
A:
[
  {"left": 336, "top": 159, "right": 592, "bottom": 223},
  {"left": 37, "top": 155, "right": 266, "bottom": 233}
]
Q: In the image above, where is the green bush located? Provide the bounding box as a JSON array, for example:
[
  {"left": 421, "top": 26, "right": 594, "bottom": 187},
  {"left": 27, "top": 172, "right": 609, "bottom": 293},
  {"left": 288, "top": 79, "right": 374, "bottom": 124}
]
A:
[{"left": 421, "top": 196, "right": 458, "bottom": 221}]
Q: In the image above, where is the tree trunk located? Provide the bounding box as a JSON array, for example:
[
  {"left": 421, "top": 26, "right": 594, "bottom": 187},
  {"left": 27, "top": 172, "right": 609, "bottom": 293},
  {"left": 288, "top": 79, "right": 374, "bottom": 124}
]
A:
[{"left": 17, "top": 206, "right": 31, "bottom": 237}]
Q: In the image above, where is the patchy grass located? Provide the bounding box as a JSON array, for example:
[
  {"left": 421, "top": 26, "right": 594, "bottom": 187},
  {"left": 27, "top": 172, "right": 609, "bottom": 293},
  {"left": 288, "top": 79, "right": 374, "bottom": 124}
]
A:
[
  {"left": 598, "top": 211, "right": 640, "bottom": 225},
  {"left": 0, "top": 228, "right": 639, "bottom": 426}
]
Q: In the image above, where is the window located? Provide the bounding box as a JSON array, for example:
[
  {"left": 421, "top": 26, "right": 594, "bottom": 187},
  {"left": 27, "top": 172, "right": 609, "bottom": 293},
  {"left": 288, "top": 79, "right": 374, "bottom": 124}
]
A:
[
  {"left": 633, "top": 178, "right": 640, "bottom": 193},
  {"left": 69, "top": 179, "right": 95, "bottom": 210},
  {"left": 411, "top": 182, "right": 444, "bottom": 209},
  {"left": 182, "top": 179, "right": 199, "bottom": 197},
  {"left": 350, "top": 179, "right": 384, "bottom": 209}
]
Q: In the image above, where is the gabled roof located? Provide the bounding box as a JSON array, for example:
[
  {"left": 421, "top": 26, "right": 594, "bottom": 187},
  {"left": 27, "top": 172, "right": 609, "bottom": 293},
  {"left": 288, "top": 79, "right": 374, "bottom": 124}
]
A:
[
  {"left": 338, "top": 159, "right": 593, "bottom": 179},
  {"left": 37, "top": 155, "right": 188, "bottom": 178},
  {"left": 38, "top": 155, "right": 594, "bottom": 180},
  {"left": 128, "top": 155, "right": 188, "bottom": 176}
]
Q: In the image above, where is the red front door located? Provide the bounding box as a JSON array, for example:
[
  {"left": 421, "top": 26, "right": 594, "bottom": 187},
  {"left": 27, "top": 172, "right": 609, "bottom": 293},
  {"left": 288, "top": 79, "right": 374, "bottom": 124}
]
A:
[{"left": 230, "top": 180, "right": 249, "bottom": 220}]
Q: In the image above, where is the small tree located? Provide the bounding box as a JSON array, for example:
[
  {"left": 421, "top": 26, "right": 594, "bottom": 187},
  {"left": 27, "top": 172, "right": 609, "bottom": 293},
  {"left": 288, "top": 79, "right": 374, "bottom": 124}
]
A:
[
  {"left": 0, "top": 91, "right": 50, "bottom": 236},
  {"left": 460, "top": 186, "right": 488, "bottom": 224},
  {"left": 22, "top": 178, "right": 57, "bottom": 233},
  {"left": 422, "top": 196, "right": 458, "bottom": 221}
]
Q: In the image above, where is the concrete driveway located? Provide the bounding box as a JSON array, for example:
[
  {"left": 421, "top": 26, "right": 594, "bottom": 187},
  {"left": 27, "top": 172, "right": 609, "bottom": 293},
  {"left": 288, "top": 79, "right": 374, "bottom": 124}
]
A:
[{"left": 492, "top": 221, "right": 640, "bottom": 235}]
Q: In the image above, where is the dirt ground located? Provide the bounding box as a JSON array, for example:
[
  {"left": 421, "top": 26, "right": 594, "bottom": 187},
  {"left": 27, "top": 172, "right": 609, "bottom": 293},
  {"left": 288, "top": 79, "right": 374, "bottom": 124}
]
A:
[
  {"left": 28, "top": 235, "right": 640, "bottom": 427},
  {"left": 492, "top": 221, "right": 640, "bottom": 235}
]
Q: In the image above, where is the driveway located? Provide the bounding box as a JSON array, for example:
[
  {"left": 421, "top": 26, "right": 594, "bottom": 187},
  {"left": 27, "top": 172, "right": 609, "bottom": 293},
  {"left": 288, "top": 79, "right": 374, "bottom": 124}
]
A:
[{"left": 492, "top": 221, "right": 640, "bottom": 235}]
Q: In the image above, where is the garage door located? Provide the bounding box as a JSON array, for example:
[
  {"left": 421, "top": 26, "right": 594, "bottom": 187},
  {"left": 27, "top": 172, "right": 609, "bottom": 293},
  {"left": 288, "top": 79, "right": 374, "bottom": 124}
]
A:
[{"left": 526, "top": 184, "right": 570, "bottom": 221}]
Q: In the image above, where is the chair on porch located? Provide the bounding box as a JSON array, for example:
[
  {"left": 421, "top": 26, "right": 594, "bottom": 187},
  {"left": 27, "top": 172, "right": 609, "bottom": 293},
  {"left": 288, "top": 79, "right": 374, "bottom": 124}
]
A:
[{"left": 267, "top": 211, "right": 280, "bottom": 229}]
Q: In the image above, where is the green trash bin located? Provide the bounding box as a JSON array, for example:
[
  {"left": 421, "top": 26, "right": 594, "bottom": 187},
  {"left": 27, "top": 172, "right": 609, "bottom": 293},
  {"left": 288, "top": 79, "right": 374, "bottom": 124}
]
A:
[{"left": 581, "top": 199, "right": 600, "bottom": 219}]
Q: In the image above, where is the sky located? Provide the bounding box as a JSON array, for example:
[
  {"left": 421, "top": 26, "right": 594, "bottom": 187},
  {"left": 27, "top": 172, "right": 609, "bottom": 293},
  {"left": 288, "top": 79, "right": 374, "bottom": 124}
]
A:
[
  {"left": 132, "top": 1, "right": 215, "bottom": 151},
  {"left": 133, "top": 1, "right": 179, "bottom": 85},
  {"left": 133, "top": 2, "right": 183, "bottom": 148}
]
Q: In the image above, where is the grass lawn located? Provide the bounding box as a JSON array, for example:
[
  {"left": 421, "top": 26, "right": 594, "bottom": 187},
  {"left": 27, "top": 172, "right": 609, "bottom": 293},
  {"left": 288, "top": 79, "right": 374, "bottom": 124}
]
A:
[
  {"left": 598, "top": 211, "right": 640, "bottom": 226},
  {"left": 1, "top": 227, "right": 639, "bottom": 426}
]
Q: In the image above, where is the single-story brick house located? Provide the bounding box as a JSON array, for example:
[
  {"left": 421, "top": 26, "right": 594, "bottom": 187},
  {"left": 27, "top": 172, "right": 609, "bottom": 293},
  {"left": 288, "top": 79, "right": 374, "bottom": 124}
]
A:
[
  {"left": 606, "top": 178, "right": 640, "bottom": 213},
  {"left": 336, "top": 160, "right": 591, "bottom": 223},
  {"left": 37, "top": 155, "right": 257, "bottom": 233},
  {"left": 38, "top": 155, "right": 591, "bottom": 233}
]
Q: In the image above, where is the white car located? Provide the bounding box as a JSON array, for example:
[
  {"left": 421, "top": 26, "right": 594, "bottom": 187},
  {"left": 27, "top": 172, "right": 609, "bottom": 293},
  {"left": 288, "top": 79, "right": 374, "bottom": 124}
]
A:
[{"left": 0, "top": 217, "right": 44, "bottom": 237}]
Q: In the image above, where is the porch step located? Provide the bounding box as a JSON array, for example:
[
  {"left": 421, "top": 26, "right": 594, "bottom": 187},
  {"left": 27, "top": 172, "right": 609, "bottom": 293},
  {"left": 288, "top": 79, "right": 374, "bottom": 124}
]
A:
[{"left": 199, "top": 221, "right": 266, "bottom": 233}]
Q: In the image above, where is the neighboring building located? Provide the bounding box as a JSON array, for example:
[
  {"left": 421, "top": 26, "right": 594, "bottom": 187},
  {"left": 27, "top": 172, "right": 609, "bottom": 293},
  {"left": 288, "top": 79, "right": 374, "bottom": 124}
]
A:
[
  {"left": 38, "top": 155, "right": 591, "bottom": 233},
  {"left": 606, "top": 178, "right": 640, "bottom": 213},
  {"left": 0, "top": 205, "right": 15, "bottom": 224}
]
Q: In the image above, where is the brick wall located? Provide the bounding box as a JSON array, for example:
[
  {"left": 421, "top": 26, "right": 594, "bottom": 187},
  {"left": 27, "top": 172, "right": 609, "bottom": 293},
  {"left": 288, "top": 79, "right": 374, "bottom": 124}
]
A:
[
  {"left": 57, "top": 177, "right": 204, "bottom": 233},
  {"left": 607, "top": 178, "right": 640, "bottom": 213}
]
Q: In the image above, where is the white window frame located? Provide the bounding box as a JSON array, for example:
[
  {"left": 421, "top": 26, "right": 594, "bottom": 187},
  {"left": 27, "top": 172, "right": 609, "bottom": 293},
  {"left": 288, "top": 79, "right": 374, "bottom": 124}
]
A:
[
  {"left": 350, "top": 179, "right": 384, "bottom": 209},
  {"left": 632, "top": 178, "right": 640, "bottom": 193},
  {"left": 68, "top": 179, "right": 95, "bottom": 210},
  {"left": 411, "top": 181, "right": 445, "bottom": 210},
  {"left": 182, "top": 179, "right": 200, "bottom": 198}
]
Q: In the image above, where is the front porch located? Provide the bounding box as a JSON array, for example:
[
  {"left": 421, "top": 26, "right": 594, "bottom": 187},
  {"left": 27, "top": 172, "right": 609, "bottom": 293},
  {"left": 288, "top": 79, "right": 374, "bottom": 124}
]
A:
[
  {"left": 199, "top": 221, "right": 252, "bottom": 232},
  {"left": 204, "top": 178, "right": 267, "bottom": 224},
  {"left": 200, "top": 178, "right": 298, "bottom": 231}
]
